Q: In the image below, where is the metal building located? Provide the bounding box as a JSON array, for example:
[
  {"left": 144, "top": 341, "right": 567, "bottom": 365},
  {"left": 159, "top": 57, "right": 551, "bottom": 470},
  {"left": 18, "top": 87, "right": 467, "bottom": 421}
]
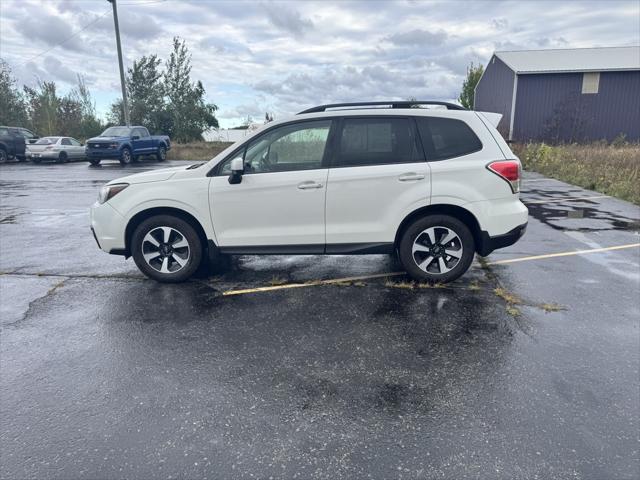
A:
[{"left": 474, "top": 46, "right": 640, "bottom": 143}]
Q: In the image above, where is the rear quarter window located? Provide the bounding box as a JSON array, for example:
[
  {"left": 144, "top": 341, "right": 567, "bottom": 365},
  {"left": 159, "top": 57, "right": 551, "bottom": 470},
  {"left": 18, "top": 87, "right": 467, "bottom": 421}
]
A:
[{"left": 416, "top": 117, "right": 482, "bottom": 161}]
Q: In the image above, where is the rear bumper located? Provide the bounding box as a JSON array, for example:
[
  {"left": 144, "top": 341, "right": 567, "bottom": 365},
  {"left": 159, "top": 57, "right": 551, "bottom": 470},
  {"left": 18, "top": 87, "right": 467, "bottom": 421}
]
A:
[
  {"left": 478, "top": 222, "right": 527, "bottom": 256},
  {"left": 28, "top": 151, "right": 59, "bottom": 159}
]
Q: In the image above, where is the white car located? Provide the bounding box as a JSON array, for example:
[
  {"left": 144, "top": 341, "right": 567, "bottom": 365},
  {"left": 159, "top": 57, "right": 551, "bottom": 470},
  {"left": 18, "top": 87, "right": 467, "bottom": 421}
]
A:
[
  {"left": 28, "top": 136, "right": 86, "bottom": 163},
  {"left": 90, "top": 101, "right": 528, "bottom": 283}
]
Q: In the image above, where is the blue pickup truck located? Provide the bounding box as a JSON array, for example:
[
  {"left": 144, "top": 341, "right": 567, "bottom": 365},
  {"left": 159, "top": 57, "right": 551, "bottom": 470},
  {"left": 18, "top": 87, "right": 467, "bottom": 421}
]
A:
[{"left": 86, "top": 126, "right": 171, "bottom": 166}]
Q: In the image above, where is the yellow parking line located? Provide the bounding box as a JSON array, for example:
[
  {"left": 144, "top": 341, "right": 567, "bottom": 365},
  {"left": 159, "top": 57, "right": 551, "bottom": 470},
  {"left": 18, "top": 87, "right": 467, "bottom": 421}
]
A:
[
  {"left": 221, "top": 243, "right": 640, "bottom": 296},
  {"left": 524, "top": 195, "right": 609, "bottom": 204},
  {"left": 486, "top": 243, "right": 640, "bottom": 265},
  {"left": 222, "top": 272, "right": 405, "bottom": 296}
]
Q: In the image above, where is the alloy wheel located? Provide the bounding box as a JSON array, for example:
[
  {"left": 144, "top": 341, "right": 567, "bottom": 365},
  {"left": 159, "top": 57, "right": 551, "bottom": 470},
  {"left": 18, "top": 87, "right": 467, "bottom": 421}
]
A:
[
  {"left": 411, "top": 226, "right": 463, "bottom": 274},
  {"left": 141, "top": 226, "right": 190, "bottom": 274}
]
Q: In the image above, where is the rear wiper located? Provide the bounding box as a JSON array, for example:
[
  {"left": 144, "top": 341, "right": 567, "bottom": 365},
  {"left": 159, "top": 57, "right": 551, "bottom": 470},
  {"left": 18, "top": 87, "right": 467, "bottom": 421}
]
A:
[{"left": 186, "top": 162, "right": 205, "bottom": 169}]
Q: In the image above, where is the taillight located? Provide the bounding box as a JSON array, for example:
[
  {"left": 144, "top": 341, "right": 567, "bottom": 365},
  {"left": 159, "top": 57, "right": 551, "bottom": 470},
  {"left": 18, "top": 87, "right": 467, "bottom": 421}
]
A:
[{"left": 487, "top": 160, "right": 521, "bottom": 193}]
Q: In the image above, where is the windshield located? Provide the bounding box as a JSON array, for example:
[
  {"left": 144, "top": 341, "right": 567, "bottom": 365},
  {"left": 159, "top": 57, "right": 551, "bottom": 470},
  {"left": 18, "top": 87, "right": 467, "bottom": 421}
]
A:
[
  {"left": 35, "top": 137, "right": 58, "bottom": 145},
  {"left": 100, "top": 127, "right": 131, "bottom": 137}
]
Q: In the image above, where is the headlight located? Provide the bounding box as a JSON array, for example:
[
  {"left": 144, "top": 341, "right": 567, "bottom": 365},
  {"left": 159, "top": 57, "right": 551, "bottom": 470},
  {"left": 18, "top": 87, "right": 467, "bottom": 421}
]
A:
[{"left": 98, "top": 183, "right": 129, "bottom": 204}]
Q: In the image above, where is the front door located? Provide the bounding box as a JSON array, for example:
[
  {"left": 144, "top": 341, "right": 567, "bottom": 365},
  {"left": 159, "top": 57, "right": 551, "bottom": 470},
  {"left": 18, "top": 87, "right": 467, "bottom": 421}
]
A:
[{"left": 209, "top": 119, "right": 333, "bottom": 251}]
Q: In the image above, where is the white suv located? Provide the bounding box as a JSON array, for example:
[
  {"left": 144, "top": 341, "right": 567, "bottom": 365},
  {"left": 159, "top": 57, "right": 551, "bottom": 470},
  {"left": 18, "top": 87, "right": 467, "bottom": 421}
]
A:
[{"left": 90, "top": 101, "right": 528, "bottom": 283}]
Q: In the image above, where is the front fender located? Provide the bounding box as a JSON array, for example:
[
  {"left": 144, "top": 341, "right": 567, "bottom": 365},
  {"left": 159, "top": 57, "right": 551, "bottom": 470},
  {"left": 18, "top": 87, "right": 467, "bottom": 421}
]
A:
[{"left": 108, "top": 177, "right": 217, "bottom": 244}]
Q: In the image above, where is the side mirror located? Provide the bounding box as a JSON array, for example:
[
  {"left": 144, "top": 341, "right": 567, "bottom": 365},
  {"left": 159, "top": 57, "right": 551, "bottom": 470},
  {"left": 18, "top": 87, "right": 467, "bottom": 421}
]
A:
[
  {"left": 228, "top": 157, "right": 244, "bottom": 184},
  {"left": 131, "top": 135, "right": 140, "bottom": 140}
]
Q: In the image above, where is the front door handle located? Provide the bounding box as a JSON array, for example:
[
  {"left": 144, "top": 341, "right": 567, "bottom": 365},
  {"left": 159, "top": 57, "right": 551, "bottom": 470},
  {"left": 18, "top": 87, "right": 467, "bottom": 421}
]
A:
[
  {"left": 398, "top": 173, "right": 425, "bottom": 182},
  {"left": 297, "top": 181, "right": 323, "bottom": 190}
]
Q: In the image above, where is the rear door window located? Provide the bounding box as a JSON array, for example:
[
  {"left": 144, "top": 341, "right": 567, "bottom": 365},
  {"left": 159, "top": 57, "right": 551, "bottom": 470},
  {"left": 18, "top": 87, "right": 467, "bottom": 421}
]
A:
[
  {"left": 61, "top": 138, "right": 71, "bottom": 146},
  {"left": 334, "top": 117, "right": 424, "bottom": 167},
  {"left": 416, "top": 117, "right": 482, "bottom": 161}
]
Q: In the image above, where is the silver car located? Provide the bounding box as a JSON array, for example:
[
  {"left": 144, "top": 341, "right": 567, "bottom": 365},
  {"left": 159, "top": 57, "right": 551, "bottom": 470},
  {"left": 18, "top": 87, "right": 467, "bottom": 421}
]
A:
[{"left": 28, "top": 136, "right": 87, "bottom": 163}]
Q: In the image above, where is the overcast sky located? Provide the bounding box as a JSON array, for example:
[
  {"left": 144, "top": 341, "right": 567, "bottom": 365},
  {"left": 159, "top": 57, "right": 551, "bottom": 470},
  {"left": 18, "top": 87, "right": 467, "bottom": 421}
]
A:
[{"left": 1, "top": 0, "right": 638, "bottom": 127}]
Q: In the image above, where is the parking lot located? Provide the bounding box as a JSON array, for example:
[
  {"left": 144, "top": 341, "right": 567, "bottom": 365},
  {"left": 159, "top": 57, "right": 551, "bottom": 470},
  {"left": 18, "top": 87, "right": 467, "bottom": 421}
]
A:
[{"left": 1, "top": 160, "right": 639, "bottom": 479}]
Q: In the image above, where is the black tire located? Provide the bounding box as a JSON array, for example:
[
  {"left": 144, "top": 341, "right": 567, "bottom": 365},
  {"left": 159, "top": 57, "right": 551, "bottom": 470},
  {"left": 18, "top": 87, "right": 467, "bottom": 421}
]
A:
[
  {"left": 0, "top": 149, "right": 7, "bottom": 163},
  {"left": 57, "top": 152, "right": 68, "bottom": 163},
  {"left": 398, "top": 215, "right": 475, "bottom": 284},
  {"left": 156, "top": 145, "right": 167, "bottom": 162},
  {"left": 131, "top": 215, "right": 203, "bottom": 283},
  {"left": 119, "top": 147, "right": 132, "bottom": 165},
  {"left": 88, "top": 158, "right": 101, "bottom": 166}
]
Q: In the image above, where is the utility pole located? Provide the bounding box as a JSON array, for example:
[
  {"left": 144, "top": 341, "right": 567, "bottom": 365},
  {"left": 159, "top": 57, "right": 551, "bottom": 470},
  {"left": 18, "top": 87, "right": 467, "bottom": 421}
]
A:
[{"left": 107, "top": 0, "right": 130, "bottom": 126}]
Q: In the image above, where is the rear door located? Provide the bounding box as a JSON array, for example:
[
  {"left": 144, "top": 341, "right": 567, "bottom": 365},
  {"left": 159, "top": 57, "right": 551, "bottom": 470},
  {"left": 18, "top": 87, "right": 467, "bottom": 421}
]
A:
[{"left": 325, "top": 116, "right": 430, "bottom": 249}]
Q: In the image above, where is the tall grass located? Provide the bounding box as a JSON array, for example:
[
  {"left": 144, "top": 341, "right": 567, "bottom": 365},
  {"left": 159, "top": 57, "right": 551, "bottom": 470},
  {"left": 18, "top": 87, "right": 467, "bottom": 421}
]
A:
[
  {"left": 167, "top": 142, "right": 233, "bottom": 161},
  {"left": 513, "top": 143, "right": 640, "bottom": 205}
]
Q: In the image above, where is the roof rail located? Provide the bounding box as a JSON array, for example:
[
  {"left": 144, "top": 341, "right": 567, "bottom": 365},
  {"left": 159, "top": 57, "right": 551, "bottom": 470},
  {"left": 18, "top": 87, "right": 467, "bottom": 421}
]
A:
[{"left": 297, "top": 101, "right": 467, "bottom": 114}]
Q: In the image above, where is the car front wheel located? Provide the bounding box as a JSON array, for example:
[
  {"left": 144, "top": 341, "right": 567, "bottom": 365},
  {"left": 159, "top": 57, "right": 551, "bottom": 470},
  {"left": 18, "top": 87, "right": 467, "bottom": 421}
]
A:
[
  {"left": 119, "top": 147, "right": 132, "bottom": 165},
  {"left": 398, "top": 215, "right": 475, "bottom": 284},
  {"left": 131, "top": 215, "right": 203, "bottom": 283}
]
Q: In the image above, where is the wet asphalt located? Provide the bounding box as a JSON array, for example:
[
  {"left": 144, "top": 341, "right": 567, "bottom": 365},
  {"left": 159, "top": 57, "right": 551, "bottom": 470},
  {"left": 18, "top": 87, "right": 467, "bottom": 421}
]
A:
[{"left": 1, "top": 159, "right": 639, "bottom": 479}]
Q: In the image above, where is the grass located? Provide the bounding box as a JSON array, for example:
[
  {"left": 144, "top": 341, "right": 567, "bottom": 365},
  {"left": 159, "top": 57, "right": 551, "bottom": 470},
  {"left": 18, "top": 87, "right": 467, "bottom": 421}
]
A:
[
  {"left": 512, "top": 142, "right": 640, "bottom": 205},
  {"left": 540, "top": 302, "right": 566, "bottom": 313},
  {"left": 167, "top": 141, "right": 234, "bottom": 161},
  {"left": 493, "top": 287, "right": 522, "bottom": 305}
]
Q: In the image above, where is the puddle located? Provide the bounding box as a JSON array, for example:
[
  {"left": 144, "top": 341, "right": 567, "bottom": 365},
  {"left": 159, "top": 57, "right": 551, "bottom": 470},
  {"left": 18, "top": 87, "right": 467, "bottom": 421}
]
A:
[{"left": 526, "top": 200, "right": 640, "bottom": 232}]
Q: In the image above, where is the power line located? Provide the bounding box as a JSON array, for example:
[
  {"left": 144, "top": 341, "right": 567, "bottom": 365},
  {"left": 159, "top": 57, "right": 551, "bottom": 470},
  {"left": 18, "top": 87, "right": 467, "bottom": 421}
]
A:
[{"left": 18, "top": 10, "right": 111, "bottom": 67}]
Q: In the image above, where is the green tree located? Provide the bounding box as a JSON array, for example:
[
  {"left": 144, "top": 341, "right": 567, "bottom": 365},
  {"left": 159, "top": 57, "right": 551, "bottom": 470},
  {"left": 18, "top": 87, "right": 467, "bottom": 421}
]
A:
[
  {"left": 69, "top": 75, "right": 103, "bottom": 139},
  {"left": 108, "top": 38, "right": 218, "bottom": 141},
  {"left": 23, "top": 81, "right": 60, "bottom": 135},
  {"left": 458, "top": 62, "right": 484, "bottom": 109},
  {"left": 164, "top": 37, "right": 218, "bottom": 142},
  {"left": 0, "top": 59, "right": 28, "bottom": 126},
  {"left": 127, "top": 54, "right": 171, "bottom": 133},
  {"left": 23, "top": 77, "right": 102, "bottom": 139}
]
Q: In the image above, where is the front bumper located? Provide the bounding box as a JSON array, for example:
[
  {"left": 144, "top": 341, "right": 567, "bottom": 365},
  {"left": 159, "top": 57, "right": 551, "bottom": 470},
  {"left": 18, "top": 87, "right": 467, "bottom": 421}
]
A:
[
  {"left": 478, "top": 222, "right": 528, "bottom": 256},
  {"left": 89, "top": 201, "right": 127, "bottom": 254},
  {"left": 86, "top": 148, "right": 121, "bottom": 159}
]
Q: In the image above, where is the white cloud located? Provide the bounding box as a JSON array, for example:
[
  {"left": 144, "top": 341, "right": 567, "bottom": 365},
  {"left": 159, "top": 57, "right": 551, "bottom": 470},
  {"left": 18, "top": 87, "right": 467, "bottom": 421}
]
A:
[{"left": 0, "top": 0, "right": 638, "bottom": 127}]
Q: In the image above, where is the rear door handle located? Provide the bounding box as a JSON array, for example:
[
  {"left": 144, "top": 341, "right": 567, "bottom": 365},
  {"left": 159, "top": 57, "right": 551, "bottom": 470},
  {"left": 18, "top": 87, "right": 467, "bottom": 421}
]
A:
[
  {"left": 297, "top": 181, "right": 323, "bottom": 190},
  {"left": 398, "top": 173, "right": 425, "bottom": 182}
]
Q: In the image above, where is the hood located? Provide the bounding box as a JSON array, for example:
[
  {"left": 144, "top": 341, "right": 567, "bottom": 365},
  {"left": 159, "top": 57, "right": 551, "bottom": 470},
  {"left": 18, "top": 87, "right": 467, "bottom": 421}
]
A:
[
  {"left": 108, "top": 166, "right": 187, "bottom": 185},
  {"left": 87, "top": 136, "right": 128, "bottom": 142}
]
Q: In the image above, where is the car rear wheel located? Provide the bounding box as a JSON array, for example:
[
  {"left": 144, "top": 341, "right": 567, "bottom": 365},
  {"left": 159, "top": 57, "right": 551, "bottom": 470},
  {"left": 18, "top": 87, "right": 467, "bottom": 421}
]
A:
[
  {"left": 88, "top": 158, "right": 101, "bottom": 166},
  {"left": 57, "top": 152, "right": 68, "bottom": 163},
  {"left": 156, "top": 145, "right": 167, "bottom": 162},
  {"left": 119, "top": 147, "right": 132, "bottom": 165},
  {"left": 132, "top": 215, "right": 203, "bottom": 283},
  {"left": 0, "top": 149, "right": 7, "bottom": 163},
  {"left": 398, "top": 215, "right": 475, "bottom": 284}
]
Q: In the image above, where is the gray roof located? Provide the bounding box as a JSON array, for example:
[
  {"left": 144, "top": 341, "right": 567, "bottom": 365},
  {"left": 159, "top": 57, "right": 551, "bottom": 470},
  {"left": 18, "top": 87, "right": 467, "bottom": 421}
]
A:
[{"left": 494, "top": 46, "right": 640, "bottom": 74}]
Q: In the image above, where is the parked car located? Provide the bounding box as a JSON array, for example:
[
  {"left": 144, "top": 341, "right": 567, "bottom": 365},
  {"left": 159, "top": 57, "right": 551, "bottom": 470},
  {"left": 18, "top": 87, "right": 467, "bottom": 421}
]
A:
[
  {"left": 0, "top": 126, "right": 38, "bottom": 163},
  {"left": 85, "top": 126, "right": 171, "bottom": 166},
  {"left": 90, "top": 101, "right": 528, "bottom": 284},
  {"left": 27, "top": 136, "right": 87, "bottom": 163}
]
